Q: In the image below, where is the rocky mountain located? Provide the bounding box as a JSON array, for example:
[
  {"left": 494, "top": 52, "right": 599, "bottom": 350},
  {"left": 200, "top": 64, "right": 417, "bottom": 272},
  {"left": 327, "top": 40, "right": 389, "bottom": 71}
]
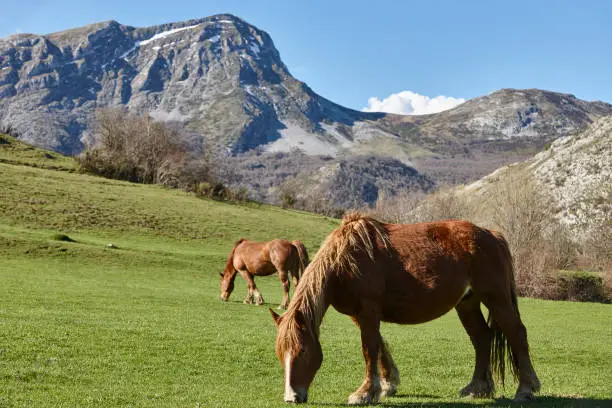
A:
[
  {"left": 1, "top": 14, "right": 611, "bottom": 206},
  {"left": 464, "top": 116, "right": 612, "bottom": 235},
  {"left": 0, "top": 14, "right": 388, "bottom": 156}
]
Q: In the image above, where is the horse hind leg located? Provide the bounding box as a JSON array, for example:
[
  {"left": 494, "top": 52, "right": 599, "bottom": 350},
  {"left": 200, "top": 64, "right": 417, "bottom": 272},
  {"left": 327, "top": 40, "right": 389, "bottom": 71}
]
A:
[
  {"left": 455, "top": 294, "right": 494, "bottom": 398},
  {"left": 480, "top": 294, "right": 541, "bottom": 401},
  {"left": 379, "top": 338, "right": 400, "bottom": 397}
]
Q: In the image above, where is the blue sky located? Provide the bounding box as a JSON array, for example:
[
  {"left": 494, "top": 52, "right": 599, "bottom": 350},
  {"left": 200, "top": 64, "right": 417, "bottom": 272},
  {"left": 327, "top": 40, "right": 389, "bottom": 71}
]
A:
[{"left": 1, "top": 0, "right": 611, "bottom": 113}]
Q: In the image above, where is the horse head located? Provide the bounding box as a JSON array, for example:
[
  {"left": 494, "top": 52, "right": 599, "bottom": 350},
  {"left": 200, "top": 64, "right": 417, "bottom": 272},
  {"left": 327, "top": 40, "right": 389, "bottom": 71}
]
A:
[
  {"left": 270, "top": 308, "right": 323, "bottom": 403},
  {"left": 219, "top": 269, "right": 237, "bottom": 301}
]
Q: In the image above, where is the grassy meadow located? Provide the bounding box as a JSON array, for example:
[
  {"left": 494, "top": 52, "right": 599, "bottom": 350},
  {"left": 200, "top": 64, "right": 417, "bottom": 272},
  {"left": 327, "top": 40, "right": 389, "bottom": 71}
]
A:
[{"left": 0, "top": 141, "right": 611, "bottom": 407}]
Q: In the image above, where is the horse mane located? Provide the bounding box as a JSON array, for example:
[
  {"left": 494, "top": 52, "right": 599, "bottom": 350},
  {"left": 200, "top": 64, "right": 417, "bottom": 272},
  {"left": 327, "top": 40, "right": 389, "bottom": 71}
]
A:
[
  {"left": 277, "top": 211, "right": 391, "bottom": 356},
  {"left": 224, "top": 238, "right": 246, "bottom": 273}
]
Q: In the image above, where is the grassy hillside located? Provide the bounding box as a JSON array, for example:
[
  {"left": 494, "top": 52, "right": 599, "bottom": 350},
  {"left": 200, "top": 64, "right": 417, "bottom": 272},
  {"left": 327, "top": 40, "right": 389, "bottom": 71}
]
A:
[
  {"left": 0, "top": 139, "right": 611, "bottom": 407},
  {"left": 0, "top": 134, "right": 77, "bottom": 171}
]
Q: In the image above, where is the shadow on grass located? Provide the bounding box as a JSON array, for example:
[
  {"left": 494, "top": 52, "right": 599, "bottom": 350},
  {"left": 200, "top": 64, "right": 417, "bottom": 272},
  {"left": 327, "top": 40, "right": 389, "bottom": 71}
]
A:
[
  {"left": 312, "top": 396, "right": 611, "bottom": 407},
  {"left": 375, "top": 396, "right": 612, "bottom": 407}
]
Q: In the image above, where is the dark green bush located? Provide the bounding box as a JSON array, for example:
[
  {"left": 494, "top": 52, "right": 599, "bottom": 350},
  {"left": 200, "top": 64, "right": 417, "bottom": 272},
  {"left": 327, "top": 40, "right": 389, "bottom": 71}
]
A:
[{"left": 557, "top": 270, "right": 607, "bottom": 303}]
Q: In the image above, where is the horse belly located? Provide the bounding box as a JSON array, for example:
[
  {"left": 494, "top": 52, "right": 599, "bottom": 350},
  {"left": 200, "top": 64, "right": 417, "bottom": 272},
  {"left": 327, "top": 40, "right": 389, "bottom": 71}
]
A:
[
  {"left": 247, "top": 260, "right": 277, "bottom": 277},
  {"left": 381, "top": 276, "right": 469, "bottom": 324}
]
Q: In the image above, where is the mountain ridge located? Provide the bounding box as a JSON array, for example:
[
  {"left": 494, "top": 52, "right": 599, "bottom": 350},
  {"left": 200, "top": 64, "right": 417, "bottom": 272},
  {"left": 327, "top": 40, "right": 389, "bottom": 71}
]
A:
[{"left": 2, "top": 14, "right": 611, "bottom": 157}]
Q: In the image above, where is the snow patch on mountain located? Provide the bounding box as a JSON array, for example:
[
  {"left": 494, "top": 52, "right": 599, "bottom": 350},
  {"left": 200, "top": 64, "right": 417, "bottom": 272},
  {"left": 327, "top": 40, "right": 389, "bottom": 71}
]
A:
[
  {"left": 265, "top": 122, "right": 341, "bottom": 156},
  {"left": 139, "top": 24, "right": 201, "bottom": 46}
]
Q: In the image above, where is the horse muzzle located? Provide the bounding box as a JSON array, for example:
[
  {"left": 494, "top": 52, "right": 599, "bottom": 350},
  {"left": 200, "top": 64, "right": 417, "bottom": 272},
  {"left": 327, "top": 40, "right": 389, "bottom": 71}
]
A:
[
  {"left": 220, "top": 293, "right": 229, "bottom": 302},
  {"left": 284, "top": 388, "right": 307, "bottom": 404}
]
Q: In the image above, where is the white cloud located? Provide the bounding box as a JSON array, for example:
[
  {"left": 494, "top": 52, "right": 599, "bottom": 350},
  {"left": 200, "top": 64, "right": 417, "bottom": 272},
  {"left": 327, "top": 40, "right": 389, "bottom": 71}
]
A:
[{"left": 363, "top": 90, "right": 465, "bottom": 115}]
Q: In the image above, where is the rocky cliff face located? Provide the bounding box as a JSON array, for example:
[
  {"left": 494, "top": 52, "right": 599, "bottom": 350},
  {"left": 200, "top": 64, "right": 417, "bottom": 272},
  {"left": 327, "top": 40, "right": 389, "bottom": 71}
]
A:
[
  {"left": 464, "top": 116, "right": 612, "bottom": 235},
  {"left": 0, "top": 15, "right": 387, "bottom": 156}
]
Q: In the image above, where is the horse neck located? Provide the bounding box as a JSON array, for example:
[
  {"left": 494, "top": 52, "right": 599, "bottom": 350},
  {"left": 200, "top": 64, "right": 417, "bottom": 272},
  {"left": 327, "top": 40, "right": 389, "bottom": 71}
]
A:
[
  {"left": 224, "top": 241, "right": 243, "bottom": 274},
  {"left": 288, "top": 266, "right": 332, "bottom": 338}
]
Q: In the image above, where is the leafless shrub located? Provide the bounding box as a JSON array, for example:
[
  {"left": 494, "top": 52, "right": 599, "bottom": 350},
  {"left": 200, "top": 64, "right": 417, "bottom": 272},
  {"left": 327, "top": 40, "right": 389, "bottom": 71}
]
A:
[
  {"left": 372, "top": 190, "right": 425, "bottom": 223},
  {"left": 79, "top": 108, "right": 190, "bottom": 184},
  {"left": 485, "top": 176, "right": 575, "bottom": 297},
  {"left": 580, "top": 220, "right": 612, "bottom": 271},
  {"left": 373, "top": 186, "right": 478, "bottom": 224},
  {"left": 78, "top": 108, "right": 249, "bottom": 202},
  {"left": 412, "top": 187, "right": 479, "bottom": 223}
]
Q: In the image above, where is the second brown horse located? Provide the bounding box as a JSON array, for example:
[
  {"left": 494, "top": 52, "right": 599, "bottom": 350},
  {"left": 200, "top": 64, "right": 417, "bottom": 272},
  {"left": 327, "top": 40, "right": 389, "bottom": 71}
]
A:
[{"left": 220, "top": 239, "right": 309, "bottom": 309}]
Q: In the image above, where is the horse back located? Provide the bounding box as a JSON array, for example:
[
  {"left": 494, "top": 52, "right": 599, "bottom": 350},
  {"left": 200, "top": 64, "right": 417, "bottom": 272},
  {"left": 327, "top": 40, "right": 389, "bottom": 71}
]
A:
[
  {"left": 370, "top": 220, "right": 506, "bottom": 323},
  {"left": 234, "top": 239, "right": 294, "bottom": 276}
]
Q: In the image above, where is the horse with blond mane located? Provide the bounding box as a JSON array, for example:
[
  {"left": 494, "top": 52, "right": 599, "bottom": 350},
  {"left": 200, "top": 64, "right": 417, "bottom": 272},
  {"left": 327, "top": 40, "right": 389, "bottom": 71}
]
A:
[
  {"left": 220, "top": 239, "right": 309, "bottom": 309},
  {"left": 270, "top": 212, "right": 540, "bottom": 404}
]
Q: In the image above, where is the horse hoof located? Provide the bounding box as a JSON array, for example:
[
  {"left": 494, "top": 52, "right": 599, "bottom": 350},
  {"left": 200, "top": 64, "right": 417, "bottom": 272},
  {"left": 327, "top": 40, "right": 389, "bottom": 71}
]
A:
[
  {"left": 380, "top": 380, "right": 397, "bottom": 397},
  {"left": 531, "top": 377, "right": 542, "bottom": 393},
  {"left": 348, "top": 392, "right": 379, "bottom": 405},
  {"left": 514, "top": 390, "right": 536, "bottom": 402},
  {"left": 460, "top": 381, "right": 493, "bottom": 399}
]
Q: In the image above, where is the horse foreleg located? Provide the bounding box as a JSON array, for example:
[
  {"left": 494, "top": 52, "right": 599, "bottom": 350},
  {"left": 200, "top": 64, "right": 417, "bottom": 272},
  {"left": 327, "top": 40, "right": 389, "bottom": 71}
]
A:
[
  {"left": 239, "top": 270, "right": 263, "bottom": 305},
  {"left": 455, "top": 296, "right": 494, "bottom": 398},
  {"left": 278, "top": 270, "right": 290, "bottom": 310},
  {"left": 379, "top": 338, "right": 400, "bottom": 397},
  {"left": 348, "top": 315, "right": 382, "bottom": 405}
]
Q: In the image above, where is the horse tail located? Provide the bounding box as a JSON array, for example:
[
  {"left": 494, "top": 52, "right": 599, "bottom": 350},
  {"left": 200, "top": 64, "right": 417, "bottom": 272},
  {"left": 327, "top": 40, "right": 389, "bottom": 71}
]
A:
[
  {"left": 291, "top": 240, "right": 309, "bottom": 282},
  {"left": 487, "top": 230, "right": 520, "bottom": 386},
  {"left": 224, "top": 238, "right": 246, "bottom": 274}
]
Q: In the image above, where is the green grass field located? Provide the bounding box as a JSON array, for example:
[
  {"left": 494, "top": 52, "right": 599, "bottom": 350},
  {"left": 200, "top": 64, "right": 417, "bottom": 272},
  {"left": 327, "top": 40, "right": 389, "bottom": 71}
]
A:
[{"left": 1, "top": 142, "right": 611, "bottom": 407}]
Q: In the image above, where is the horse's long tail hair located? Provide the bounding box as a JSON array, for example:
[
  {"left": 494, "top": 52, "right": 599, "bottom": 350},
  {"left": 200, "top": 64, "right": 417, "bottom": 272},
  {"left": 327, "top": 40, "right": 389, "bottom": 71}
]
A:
[
  {"left": 290, "top": 240, "right": 309, "bottom": 282},
  {"left": 487, "top": 230, "right": 520, "bottom": 386},
  {"left": 224, "top": 238, "right": 246, "bottom": 274}
]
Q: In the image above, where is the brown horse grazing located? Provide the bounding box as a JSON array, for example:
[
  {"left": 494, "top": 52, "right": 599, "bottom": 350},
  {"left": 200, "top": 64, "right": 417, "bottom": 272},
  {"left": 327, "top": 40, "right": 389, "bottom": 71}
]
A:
[
  {"left": 270, "top": 212, "right": 540, "bottom": 405},
  {"left": 220, "top": 239, "right": 309, "bottom": 309}
]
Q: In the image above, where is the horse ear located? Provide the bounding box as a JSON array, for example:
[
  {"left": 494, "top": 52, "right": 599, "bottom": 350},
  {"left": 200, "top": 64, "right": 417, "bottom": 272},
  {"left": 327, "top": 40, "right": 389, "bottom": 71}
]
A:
[{"left": 269, "top": 308, "right": 281, "bottom": 327}]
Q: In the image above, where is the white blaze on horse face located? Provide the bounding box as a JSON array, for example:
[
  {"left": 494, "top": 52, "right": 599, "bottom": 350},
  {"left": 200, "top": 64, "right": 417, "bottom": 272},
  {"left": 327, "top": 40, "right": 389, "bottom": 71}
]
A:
[{"left": 284, "top": 352, "right": 296, "bottom": 402}]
